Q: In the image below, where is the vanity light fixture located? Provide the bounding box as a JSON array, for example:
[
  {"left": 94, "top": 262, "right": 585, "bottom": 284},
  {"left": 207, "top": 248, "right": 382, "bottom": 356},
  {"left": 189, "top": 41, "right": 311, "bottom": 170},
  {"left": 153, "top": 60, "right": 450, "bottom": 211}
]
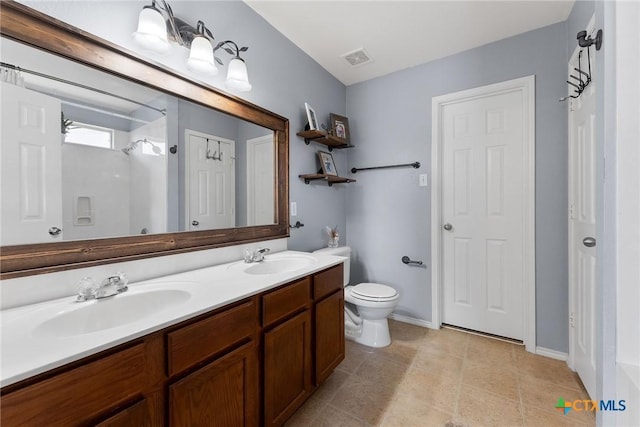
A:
[{"left": 132, "top": 0, "right": 251, "bottom": 91}]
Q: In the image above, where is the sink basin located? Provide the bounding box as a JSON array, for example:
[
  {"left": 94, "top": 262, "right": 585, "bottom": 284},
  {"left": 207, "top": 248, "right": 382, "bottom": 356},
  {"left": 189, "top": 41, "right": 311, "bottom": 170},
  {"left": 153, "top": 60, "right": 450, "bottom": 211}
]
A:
[
  {"left": 32, "top": 285, "right": 195, "bottom": 338},
  {"left": 228, "top": 253, "right": 316, "bottom": 275}
]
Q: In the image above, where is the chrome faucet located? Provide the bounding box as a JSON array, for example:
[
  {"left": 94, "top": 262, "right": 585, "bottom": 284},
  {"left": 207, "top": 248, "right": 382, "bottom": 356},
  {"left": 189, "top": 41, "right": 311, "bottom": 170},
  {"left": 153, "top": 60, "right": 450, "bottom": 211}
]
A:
[
  {"left": 76, "top": 273, "right": 129, "bottom": 301},
  {"left": 244, "top": 247, "right": 270, "bottom": 263}
]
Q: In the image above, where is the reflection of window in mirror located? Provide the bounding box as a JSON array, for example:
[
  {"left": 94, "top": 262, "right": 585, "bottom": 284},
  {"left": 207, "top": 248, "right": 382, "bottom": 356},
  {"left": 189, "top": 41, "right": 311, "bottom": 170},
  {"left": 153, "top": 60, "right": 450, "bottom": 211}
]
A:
[{"left": 64, "top": 122, "right": 114, "bottom": 149}]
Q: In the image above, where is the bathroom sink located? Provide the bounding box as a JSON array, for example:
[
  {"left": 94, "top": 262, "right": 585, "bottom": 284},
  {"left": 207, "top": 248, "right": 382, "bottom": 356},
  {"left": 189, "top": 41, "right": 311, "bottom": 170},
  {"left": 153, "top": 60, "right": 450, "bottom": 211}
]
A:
[
  {"left": 31, "top": 283, "right": 198, "bottom": 338},
  {"left": 229, "top": 253, "right": 316, "bottom": 275}
]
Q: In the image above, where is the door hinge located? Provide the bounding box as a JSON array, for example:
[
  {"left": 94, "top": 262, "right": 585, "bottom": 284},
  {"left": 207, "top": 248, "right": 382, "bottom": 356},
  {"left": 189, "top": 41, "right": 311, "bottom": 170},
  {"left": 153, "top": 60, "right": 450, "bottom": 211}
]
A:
[
  {"left": 570, "top": 312, "right": 575, "bottom": 328},
  {"left": 569, "top": 204, "right": 575, "bottom": 220},
  {"left": 569, "top": 99, "right": 576, "bottom": 112}
]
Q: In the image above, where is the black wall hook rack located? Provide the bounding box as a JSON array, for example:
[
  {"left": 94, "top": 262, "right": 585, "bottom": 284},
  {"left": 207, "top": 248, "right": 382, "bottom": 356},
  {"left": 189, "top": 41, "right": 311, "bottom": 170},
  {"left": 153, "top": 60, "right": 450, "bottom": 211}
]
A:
[
  {"left": 351, "top": 161, "right": 420, "bottom": 174},
  {"left": 560, "top": 28, "right": 603, "bottom": 102}
]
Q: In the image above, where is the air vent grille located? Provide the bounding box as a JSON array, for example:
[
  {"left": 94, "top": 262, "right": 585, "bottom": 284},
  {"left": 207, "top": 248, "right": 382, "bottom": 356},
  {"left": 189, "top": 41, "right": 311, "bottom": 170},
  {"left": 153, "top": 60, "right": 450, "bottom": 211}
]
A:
[{"left": 341, "top": 48, "right": 373, "bottom": 67}]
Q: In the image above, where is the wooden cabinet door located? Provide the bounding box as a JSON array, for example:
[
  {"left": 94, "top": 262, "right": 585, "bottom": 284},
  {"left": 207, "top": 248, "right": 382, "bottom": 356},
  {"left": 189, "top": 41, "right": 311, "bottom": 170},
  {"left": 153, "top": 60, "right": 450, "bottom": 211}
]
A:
[
  {"left": 169, "top": 341, "right": 259, "bottom": 427},
  {"left": 0, "top": 344, "right": 147, "bottom": 426},
  {"left": 94, "top": 399, "right": 148, "bottom": 427},
  {"left": 315, "top": 290, "right": 345, "bottom": 384},
  {"left": 264, "top": 310, "right": 312, "bottom": 427}
]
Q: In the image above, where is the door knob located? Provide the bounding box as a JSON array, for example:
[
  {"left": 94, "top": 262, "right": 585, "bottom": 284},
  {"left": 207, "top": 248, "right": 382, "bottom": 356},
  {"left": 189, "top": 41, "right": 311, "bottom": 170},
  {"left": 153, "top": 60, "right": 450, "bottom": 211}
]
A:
[
  {"left": 583, "top": 237, "right": 596, "bottom": 247},
  {"left": 192, "top": 220, "right": 199, "bottom": 227},
  {"left": 48, "top": 226, "right": 62, "bottom": 236},
  {"left": 443, "top": 223, "right": 453, "bottom": 231}
]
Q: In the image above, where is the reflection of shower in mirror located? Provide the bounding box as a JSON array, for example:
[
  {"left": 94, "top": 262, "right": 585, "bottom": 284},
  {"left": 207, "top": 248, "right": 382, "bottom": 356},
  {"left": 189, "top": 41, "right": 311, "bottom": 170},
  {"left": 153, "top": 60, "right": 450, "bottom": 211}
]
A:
[{"left": 122, "top": 138, "right": 162, "bottom": 155}]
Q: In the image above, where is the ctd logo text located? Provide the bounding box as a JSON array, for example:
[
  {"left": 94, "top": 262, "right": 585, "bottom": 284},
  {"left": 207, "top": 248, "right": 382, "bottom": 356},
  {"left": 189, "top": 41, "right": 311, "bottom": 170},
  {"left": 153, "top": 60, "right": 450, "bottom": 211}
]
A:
[{"left": 556, "top": 398, "right": 627, "bottom": 415}]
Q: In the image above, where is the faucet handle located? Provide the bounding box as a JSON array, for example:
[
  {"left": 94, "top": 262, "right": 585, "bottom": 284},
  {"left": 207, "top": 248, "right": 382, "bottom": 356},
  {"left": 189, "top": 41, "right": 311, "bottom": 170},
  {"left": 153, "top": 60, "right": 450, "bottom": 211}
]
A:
[
  {"left": 76, "top": 277, "right": 97, "bottom": 301},
  {"left": 111, "top": 272, "right": 129, "bottom": 292}
]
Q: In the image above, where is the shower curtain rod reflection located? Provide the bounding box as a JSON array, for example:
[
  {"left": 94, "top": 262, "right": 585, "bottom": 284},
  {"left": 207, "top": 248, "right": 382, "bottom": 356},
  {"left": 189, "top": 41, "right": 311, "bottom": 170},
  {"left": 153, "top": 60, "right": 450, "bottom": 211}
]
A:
[
  {"left": 61, "top": 100, "right": 151, "bottom": 125},
  {"left": 0, "top": 61, "right": 166, "bottom": 115}
]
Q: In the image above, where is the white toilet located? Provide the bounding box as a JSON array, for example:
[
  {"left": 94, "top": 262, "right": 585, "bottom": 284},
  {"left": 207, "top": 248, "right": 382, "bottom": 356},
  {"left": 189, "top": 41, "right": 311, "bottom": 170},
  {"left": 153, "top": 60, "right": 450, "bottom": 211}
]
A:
[{"left": 313, "top": 246, "right": 399, "bottom": 348}]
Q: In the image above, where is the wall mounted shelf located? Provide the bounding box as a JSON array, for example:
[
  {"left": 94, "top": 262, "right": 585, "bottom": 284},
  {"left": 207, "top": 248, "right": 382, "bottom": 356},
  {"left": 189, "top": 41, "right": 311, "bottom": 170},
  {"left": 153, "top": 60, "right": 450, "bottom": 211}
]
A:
[
  {"left": 299, "top": 174, "right": 356, "bottom": 187},
  {"left": 296, "top": 130, "right": 352, "bottom": 151}
]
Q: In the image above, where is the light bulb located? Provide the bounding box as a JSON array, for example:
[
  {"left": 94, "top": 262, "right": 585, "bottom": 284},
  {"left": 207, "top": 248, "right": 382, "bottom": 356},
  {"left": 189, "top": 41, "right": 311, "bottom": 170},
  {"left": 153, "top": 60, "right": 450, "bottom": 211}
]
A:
[
  {"left": 132, "top": 6, "right": 170, "bottom": 54},
  {"left": 187, "top": 36, "right": 218, "bottom": 75},
  {"left": 225, "top": 57, "right": 252, "bottom": 92}
]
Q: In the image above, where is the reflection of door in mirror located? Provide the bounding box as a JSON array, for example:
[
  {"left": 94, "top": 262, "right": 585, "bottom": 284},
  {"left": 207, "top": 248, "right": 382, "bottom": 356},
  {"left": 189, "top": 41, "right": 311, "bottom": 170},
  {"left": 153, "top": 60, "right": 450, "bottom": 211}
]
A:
[
  {"left": 186, "top": 130, "right": 236, "bottom": 231},
  {"left": 247, "top": 135, "right": 275, "bottom": 226},
  {"left": 1, "top": 82, "right": 63, "bottom": 245}
]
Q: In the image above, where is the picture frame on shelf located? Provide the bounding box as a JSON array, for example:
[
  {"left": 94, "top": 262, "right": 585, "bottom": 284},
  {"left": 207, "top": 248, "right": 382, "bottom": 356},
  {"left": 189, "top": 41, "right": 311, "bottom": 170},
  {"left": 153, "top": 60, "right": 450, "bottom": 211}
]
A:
[
  {"left": 318, "top": 151, "right": 338, "bottom": 176},
  {"left": 305, "top": 102, "right": 319, "bottom": 130},
  {"left": 329, "top": 113, "right": 350, "bottom": 144}
]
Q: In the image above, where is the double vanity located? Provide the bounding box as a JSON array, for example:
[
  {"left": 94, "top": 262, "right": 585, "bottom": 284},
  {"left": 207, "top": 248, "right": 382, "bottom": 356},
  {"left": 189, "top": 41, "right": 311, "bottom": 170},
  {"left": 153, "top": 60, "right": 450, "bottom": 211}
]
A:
[{"left": 1, "top": 251, "right": 346, "bottom": 426}]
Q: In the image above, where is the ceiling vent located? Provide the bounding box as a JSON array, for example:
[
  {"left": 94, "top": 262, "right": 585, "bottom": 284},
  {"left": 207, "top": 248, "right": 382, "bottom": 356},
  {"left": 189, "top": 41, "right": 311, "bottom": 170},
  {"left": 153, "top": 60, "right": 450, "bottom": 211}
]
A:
[{"left": 340, "top": 48, "right": 373, "bottom": 67}]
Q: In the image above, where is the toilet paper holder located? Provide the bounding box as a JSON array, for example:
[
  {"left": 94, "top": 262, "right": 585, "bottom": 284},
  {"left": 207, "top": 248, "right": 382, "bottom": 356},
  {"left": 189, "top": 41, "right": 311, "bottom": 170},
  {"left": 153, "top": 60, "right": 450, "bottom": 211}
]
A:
[{"left": 401, "top": 256, "right": 423, "bottom": 266}]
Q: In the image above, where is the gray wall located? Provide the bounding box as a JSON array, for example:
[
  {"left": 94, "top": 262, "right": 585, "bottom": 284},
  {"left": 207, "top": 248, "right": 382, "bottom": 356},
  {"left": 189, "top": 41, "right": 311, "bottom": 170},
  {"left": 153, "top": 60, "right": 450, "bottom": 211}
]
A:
[{"left": 345, "top": 22, "right": 569, "bottom": 352}]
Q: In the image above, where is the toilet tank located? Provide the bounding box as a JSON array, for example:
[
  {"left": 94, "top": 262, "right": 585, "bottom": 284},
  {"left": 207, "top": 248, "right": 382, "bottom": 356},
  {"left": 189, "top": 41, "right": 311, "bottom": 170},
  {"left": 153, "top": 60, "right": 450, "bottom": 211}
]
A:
[{"left": 313, "top": 246, "right": 351, "bottom": 286}]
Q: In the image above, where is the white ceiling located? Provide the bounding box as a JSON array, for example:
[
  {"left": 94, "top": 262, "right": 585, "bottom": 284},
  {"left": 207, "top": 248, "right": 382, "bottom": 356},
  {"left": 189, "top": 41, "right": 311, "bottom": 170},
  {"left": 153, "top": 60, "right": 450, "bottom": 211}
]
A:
[{"left": 244, "top": 0, "right": 575, "bottom": 86}]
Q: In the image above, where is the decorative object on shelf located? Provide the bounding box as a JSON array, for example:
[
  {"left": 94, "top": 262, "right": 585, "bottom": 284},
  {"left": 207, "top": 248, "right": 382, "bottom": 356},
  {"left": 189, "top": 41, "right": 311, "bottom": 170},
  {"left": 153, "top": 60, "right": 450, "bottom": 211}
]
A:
[
  {"left": 132, "top": 0, "right": 251, "bottom": 91},
  {"left": 325, "top": 226, "right": 339, "bottom": 248},
  {"left": 304, "top": 102, "right": 319, "bottom": 130},
  {"left": 318, "top": 151, "right": 338, "bottom": 176},
  {"left": 560, "top": 28, "right": 603, "bottom": 102},
  {"left": 329, "top": 113, "right": 350, "bottom": 144},
  {"left": 351, "top": 161, "right": 420, "bottom": 174}
]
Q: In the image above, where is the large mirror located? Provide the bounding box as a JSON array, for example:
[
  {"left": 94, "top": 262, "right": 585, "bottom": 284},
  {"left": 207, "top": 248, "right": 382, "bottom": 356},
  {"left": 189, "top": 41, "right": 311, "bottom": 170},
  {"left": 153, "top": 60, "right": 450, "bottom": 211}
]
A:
[{"left": 0, "top": 2, "right": 289, "bottom": 278}]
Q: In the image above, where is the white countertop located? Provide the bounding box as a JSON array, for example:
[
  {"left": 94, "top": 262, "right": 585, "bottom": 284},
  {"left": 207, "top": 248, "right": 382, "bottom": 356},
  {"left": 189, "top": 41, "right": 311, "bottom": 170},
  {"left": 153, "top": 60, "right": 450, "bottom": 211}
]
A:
[{"left": 0, "top": 251, "right": 345, "bottom": 387}]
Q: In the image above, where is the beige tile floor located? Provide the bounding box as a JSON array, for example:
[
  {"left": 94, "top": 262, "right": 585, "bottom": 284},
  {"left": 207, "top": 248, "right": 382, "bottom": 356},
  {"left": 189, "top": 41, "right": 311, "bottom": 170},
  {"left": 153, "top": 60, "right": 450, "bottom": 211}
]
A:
[{"left": 285, "top": 320, "right": 595, "bottom": 427}]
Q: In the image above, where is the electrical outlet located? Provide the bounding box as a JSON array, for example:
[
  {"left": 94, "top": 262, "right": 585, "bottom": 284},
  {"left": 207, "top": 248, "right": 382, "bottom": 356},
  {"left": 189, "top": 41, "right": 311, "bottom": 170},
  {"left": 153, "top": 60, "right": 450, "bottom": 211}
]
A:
[
  {"left": 290, "top": 202, "right": 297, "bottom": 216},
  {"left": 419, "top": 174, "right": 428, "bottom": 187}
]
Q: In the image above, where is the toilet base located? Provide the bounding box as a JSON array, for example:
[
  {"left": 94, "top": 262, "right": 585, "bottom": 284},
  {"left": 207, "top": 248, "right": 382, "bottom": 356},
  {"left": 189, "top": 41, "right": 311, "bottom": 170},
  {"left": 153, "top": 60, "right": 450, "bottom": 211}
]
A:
[{"left": 347, "top": 318, "right": 391, "bottom": 348}]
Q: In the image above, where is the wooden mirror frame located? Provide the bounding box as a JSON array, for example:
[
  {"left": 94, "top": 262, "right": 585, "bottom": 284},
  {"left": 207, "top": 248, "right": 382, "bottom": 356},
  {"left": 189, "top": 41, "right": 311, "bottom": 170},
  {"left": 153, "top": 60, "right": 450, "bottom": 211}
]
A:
[{"left": 0, "top": 1, "right": 289, "bottom": 279}]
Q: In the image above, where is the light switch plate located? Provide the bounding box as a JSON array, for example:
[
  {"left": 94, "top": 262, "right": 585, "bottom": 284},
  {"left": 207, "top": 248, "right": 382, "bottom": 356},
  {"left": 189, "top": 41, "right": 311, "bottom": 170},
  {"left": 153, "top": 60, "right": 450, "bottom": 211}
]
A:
[
  {"left": 291, "top": 202, "right": 297, "bottom": 216},
  {"left": 419, "top": 174, "right": 428, "bottom": 187}
]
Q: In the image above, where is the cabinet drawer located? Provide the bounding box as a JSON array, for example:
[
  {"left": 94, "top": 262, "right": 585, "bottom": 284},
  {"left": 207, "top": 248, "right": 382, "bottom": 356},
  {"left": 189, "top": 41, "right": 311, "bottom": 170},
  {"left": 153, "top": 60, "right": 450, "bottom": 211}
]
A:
[
  {"left": 313, "top": 264, "right": 344, "bottom": 300},
  {"left": 262, "top": 278, "right": 311, "bottom": 327},
  {"left": 1, "top": 343, "right": 146, "bottom": 426},
  {"left": 167, "top": 299, "right": 257, "bottom": 376}
]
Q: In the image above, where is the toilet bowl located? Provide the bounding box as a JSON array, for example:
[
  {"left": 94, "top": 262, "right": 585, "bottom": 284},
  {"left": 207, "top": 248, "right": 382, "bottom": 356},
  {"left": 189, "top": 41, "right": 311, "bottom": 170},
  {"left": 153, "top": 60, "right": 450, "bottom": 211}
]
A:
[{"left": 313, "top": 246, "right": 399, "bottom": 348}]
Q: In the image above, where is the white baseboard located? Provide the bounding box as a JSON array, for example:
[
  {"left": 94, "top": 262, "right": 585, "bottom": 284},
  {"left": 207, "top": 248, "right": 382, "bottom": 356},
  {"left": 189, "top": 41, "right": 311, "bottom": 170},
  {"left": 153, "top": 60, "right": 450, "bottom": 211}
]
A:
[
  {"left": 388, "top": 313, "right": 434, "bottom": 329},
  {"left": 536, "top": 346, "right": 568, "bottom": 361}
]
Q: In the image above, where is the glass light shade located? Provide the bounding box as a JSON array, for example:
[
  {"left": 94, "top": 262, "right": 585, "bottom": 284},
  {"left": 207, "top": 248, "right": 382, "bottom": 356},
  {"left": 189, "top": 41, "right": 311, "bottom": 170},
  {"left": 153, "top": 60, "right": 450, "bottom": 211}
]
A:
[
  {"left": 132, "top": 7, "right": 170, "bottom": 53},
  {"left": 225, "top": 57, "right": 252, "bottom": 92},
  {"left": 186, "top": 36, "right": 218, "bottom": 75}
]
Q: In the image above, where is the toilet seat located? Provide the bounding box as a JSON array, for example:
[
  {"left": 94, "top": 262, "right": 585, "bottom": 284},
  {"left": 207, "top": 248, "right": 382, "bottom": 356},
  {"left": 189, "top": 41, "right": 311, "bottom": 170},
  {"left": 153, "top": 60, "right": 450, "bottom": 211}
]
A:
[{"left": 350, "top": 283, "right": 398, "bottom": 302}]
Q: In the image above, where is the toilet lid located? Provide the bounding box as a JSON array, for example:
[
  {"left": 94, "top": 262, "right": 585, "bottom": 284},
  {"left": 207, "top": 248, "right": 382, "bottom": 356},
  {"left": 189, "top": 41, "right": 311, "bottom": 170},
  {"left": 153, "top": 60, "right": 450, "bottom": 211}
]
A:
[{"left": 351, "top": 283, "right": 398, "bottom": 301}]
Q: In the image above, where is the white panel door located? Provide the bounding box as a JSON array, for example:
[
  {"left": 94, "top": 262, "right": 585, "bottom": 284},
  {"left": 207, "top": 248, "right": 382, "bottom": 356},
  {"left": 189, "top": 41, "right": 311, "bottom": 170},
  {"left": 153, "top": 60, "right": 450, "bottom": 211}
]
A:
[
  {"left": 441, "top": 89, "right": 525, "bottom": 340},
  {"left": 569, "top": 46, "right": 597, "bottom": 399},
  {"left": 1, "top": 82, "right": 63, "bottom": 245},
  {"left": 246, "top": 135, "right": 274, "bottom": 226},
  {"left": 185, "top": 131, "right": 235, "bottom": 231}
]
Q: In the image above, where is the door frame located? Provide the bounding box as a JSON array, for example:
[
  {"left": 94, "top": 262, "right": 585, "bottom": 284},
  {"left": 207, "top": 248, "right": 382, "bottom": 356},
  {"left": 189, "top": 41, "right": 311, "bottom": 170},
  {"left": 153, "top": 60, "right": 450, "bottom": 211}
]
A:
[
  {"left": 567, "top": 14, "right": 596, "bottom": 373},
  {"left": 430, "top": 76, "right": 536, "bottom": 352},
  {"left": 246, "top": 134, "right": 274, "bottom": 226}
]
